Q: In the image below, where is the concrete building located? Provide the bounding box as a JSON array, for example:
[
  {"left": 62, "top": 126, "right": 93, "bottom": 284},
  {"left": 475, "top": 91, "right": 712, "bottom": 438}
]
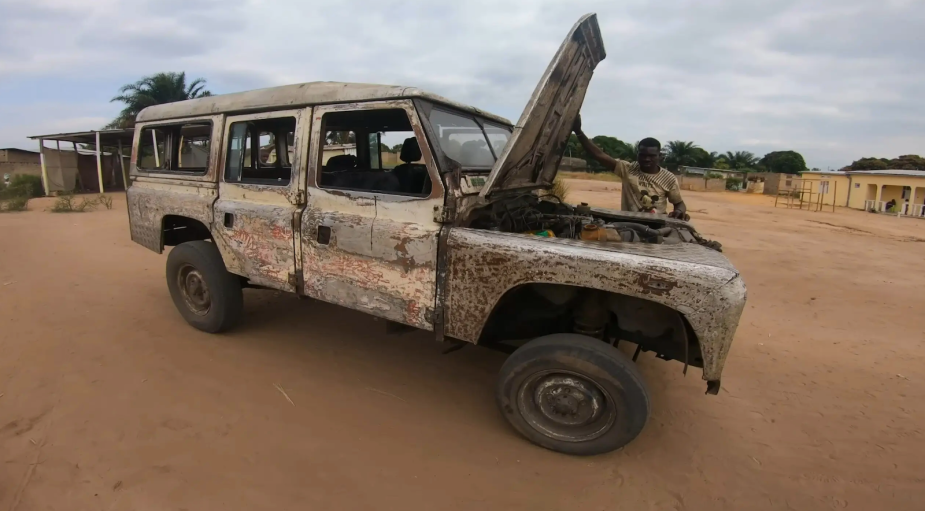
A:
[{"left": 800, "top": 170, "right": 925, "bottom": 217}]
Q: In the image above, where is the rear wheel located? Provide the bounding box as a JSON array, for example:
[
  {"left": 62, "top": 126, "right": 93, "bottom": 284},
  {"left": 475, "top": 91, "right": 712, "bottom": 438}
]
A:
[
  {"left": 496, "top": 334, "right": 650, "bottom": 455},
  {"left": 166, "top": 241, "right": 243, "bottom": 333}
]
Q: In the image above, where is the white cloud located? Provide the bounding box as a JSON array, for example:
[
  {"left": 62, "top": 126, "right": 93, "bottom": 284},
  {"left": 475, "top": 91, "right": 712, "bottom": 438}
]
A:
[{"left": 0, "top": 0, "right": 922, "bottom": 169}]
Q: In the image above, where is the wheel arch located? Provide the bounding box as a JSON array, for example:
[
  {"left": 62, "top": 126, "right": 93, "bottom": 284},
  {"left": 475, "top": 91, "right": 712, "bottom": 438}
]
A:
[
  {"left": 163, "top": 215, "right": 213, "bottom": 247},
  {"left": 476, "top": 282, "right": 703, "bottom": 369}
]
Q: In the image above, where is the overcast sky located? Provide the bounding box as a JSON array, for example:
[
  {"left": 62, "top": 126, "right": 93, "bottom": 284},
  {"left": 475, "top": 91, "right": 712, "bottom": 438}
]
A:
[{"left": 1, "top": 0, "right": 922, "bottom": 170}]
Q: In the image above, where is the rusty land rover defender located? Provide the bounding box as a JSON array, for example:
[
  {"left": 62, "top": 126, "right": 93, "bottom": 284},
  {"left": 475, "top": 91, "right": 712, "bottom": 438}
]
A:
[{"left": 126, "top": 14, "right": 746, "bottom": 455}]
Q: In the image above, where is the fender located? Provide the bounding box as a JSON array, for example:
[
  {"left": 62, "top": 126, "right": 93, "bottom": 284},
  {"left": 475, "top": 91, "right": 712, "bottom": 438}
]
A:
[{"left": 443, "top": 228, "right": 746, "bottom": 383}]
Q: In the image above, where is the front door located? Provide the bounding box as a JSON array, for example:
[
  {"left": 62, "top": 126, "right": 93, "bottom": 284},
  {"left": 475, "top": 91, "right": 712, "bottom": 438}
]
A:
[
  {"left": 301, "top": 100, "right": 444, "bottom": 329},
  {"left": 213, "top": 108, "right": 310, "bottom": 291}
]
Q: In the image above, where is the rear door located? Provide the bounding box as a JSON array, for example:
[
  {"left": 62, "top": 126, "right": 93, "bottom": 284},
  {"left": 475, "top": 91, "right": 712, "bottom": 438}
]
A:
[
  {"left": 212, "top": 108, "right": 309, "bottom": 291},
  {"left": 480, "top": 13, "right": 606, "bottom": 196}
]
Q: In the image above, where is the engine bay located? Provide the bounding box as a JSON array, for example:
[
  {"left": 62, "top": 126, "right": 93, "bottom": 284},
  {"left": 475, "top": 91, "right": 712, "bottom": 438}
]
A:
[{"left": 465, "top": 194, "right": 722, "bottom": 251}]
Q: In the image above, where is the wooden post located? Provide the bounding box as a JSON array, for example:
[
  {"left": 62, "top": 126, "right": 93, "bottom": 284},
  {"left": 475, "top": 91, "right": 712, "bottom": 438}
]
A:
[
  {"left": 95, "top": 131, "right": 104, "bottom": 194},
  {"left": 118, "top": 139, "right": 128, "bottom": 190},
  {"left": 38, "top": 139, "right": 49, "bottom": 196}
]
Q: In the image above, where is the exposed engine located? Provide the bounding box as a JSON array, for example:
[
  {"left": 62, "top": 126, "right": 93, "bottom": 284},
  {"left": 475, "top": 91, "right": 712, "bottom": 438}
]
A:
[{"left": 465, "top": 194, "right": 722, "bottom": 251}]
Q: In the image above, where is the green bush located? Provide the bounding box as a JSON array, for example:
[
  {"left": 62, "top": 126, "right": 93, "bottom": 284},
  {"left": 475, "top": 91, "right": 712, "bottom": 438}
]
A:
[
  {"left": 726, "top": 178, "right": 743, "bottom": 191},
  {"left": 7, "top": 174, "right": 44, "bottom": 198}
]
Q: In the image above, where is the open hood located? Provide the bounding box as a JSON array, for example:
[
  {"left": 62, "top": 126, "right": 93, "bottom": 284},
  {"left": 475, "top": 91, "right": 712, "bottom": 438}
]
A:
[{"left": 480, "top": 13, "right": 606, "bottom": 197}]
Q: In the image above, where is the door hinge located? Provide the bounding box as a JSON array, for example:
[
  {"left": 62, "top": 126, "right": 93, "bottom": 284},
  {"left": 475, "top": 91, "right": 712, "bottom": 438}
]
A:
[
  {"left": 433, "top": 205, "right": 452, "bottom": 223},
  {"left": 294, "top": 190, "right": 306, "bottom": 206},
  {"left": 288, "top": 270, "right": 303, "bottom": 289}
]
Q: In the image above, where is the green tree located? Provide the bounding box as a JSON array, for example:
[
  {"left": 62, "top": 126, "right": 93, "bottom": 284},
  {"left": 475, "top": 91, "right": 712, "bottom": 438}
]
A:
[
  {"left": 723, "top": 151, "right": 759, "bottom": 170},
  {"left": 844, "top": 155, "right": 925, "bottom": 171},
  {"left": 584, "top": 135, "right": 634, "bottom": 171},
  {"left": 108, "top": 72, "right": 212, "bottom": 128},
  {"left": 887, "top": 155, "right": 925, "bottom": 170},
  {"left": 759, "top": 150, "right": 807, "bottom": 175},
  {"left": 664, "top": 141, "right": 700, "bottom": 172},
  {"left": 690, "top": 147, "right": 717, "bottom": 169},
  {"left": 713, "top": 158, "right": 731, "bottom": 170},
  {"left": 853, "top": 158, "right": 888, "bottom": 170}
]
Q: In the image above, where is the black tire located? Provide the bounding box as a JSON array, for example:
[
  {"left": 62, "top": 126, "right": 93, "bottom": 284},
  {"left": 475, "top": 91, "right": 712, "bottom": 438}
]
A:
[
  {"left": 166, "top": 241, "right": 243, "bottom": 333},
  {"left": 496, "top": 334, "right": 650, "bottom": 456}
]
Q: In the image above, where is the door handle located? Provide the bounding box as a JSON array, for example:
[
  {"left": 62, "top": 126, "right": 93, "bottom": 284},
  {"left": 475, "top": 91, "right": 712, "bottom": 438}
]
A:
[
  {"left": 317, "top": 225, "right": 332, "bottom": 245},
  {"left": 223, "top": 212, "right": 234, "bottom": 228}
]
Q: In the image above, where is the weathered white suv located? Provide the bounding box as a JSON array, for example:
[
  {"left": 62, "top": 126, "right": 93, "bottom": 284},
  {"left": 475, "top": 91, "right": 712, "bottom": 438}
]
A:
[{"left": 126, "top": 14, "right": 746, "bottom": 455}]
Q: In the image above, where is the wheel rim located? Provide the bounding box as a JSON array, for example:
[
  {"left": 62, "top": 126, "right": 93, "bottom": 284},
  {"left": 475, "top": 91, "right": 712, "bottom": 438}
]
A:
[
  {"left": 177, "top": 264, "right": 211, "bottom": 316},
  {"left": 517, "top": 370, "right": 616, "bottom": 442}
]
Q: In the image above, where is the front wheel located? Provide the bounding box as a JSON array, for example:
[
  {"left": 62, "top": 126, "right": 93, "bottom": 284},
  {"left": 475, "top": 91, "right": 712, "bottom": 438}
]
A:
[
  {"left": 166, "top": 241, "right": 243, "bottom": 333},
  {"left": 496, "top": 334, "right": 651, "bottom": 455}
]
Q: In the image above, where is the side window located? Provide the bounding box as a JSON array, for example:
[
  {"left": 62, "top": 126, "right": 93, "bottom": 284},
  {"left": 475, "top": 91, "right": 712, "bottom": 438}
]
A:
[
  {"left": 137, "top": 122, "right": 212, "bottom": 173},
  {"left": 177, "top": 124, "right": 211, "bottom": 171},
  {"left": 137, "top": 127, "right": 169, "bottom": 171},
  {"left": 224, "top": 117, "right": 296, "bottom": 186},
  {"left": 318, "top": 109, "right": 430, "bottom": 196}
]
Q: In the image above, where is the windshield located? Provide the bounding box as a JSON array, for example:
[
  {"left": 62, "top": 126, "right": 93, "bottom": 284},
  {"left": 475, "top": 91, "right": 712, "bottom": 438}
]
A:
[{"left": 427, "top": 108, "right": 512, "bottom": 168}]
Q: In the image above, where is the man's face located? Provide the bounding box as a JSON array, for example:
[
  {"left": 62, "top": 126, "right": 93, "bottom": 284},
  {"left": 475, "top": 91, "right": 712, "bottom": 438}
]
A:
[{"left": 637, "top": 146, "right": 659, "bottom": 172}]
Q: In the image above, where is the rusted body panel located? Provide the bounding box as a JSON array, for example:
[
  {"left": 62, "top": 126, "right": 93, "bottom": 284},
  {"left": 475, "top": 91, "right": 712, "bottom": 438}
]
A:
[
  {"left": 300, "top": 100, "right": 443, "bottom": 330},
  {"left": 126, "top": 177, "right": 216, "bottom": 253},
  {"left": 211, "top": 195, "right": 296, "bottom": 290},
  {"left": 210, "top": 108, "right": 309, "bottom": 292},
  {"left": 300, "top": 193, "right": 440, "bottom": 328},
  {"left": 443, "top": 228, "right": 745, "bottom": 382}
]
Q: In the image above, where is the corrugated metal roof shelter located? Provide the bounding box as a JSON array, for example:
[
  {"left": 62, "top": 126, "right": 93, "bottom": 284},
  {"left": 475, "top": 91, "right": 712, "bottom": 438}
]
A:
[{"left": 27, "top": 129, "right": 135, "bottom": 195}]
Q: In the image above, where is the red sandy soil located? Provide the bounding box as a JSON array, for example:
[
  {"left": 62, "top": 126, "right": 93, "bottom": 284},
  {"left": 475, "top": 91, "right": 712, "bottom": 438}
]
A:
[{"left": 1, "top": 186, "right": 923, "bottom": 510}]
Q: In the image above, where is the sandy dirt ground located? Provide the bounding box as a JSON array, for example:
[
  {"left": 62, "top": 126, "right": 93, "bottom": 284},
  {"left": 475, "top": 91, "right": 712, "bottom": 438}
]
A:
[{"left": 1, "top": 184, "right": 923, "bottom": 510}]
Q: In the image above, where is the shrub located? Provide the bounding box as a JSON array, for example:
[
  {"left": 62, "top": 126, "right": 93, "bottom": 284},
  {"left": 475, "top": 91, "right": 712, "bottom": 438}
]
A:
[
  {"left": 51, "top": 193, "right": 98, "bottom": 213},
  {"left": 98, "top": 194, "right": 114, "bottom": 210},
  {"left": 7, "top": 174, "right": 44, "bottom": 198},
  {"left": 726, "top": 178, "right": 743, "bottom": 191},
  {"left": 1, "top": 196, "right": 29, "bottom": 212}
]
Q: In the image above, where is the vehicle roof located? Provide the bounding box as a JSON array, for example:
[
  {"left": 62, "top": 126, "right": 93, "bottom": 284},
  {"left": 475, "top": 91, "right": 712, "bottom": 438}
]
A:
[{"left": 136, "top": 81, "right": 512, "bottom": 125}]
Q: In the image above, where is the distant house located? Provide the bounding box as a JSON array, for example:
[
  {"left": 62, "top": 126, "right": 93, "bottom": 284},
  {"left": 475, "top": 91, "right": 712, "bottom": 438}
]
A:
[
  {"left": 801, "top": 169, "right": 925, "bottom": 217},
  {"left": 322, "top": 143, "right": 357, "bottom": 165}
]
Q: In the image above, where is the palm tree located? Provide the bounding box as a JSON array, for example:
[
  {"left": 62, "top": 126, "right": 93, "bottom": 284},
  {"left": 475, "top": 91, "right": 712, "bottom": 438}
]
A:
[
  {"left": 723, "top": 150, "right": 759, "bottom": 170},
  {"left": 664, "top": 140, "right": 700, "bottom": 171},
  {"left": 107, "top": 72, "right": 212, "bottom": 128}
]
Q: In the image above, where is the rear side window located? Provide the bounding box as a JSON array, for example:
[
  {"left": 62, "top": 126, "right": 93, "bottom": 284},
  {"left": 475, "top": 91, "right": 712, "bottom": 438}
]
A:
[
  {"left": 225, "top": 117, "right": 296, "bottom": 186},
  {"left": 137, "top": 122, "right": 212, "bottom": 173}
]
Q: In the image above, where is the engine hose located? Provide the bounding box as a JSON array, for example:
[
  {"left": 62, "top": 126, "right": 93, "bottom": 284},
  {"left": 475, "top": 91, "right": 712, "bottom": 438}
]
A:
[{"left": 605, "top": 222, "right": 662, "bottom": 240}]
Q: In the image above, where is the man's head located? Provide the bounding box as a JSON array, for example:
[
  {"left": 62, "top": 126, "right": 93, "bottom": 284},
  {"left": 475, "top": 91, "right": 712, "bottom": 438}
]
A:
[{"left": 637, "top": 138, "right": 661, "bottom": 173}]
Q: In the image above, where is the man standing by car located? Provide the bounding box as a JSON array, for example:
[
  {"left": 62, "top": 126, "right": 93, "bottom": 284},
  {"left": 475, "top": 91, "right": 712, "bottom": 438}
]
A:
[{"left": 572, "top": 115, "right": 689, "bottom": 220}]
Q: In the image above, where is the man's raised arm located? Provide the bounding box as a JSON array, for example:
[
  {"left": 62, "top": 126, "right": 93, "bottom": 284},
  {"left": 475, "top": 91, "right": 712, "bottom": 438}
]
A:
[{"left": 572, "top": 115, "right": 617, "bottom": 170}]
